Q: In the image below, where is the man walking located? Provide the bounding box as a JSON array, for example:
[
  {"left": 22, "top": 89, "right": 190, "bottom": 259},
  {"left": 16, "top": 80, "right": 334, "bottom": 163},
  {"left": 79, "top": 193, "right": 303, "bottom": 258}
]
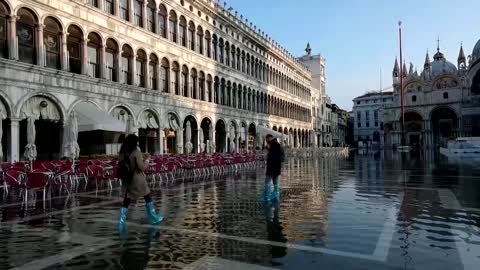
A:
[{"left": 263, "top": 134, "right": 285, "bottom": 202}]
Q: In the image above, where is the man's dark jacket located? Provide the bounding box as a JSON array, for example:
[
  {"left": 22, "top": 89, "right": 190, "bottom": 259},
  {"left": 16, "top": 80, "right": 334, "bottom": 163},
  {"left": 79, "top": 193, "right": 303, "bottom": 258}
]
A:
[{"left": 266, "top": 140, "right": 284, "bottom": 177}]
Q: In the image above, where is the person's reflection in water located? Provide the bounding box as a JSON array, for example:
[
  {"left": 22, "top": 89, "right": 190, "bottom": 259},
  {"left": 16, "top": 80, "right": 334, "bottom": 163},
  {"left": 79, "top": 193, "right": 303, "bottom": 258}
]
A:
[
  {"left": 120, "top": 227, "right": 158, "bottom": 270},
  {"left": 263, "top": 201, "right": 287, "bottom": 259}
]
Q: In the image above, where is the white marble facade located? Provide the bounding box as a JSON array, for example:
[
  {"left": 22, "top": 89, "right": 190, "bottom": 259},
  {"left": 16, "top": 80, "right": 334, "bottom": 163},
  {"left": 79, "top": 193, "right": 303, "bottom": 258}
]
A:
[{"left": 0, "top": 0, "right": 319, "bottom": 162}]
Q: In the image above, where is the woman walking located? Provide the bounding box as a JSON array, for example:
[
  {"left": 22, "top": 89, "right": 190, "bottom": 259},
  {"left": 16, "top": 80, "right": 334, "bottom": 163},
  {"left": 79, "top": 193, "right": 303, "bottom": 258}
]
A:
[{"left": 118, "top": 134, "right": 164, "bottom": 233}]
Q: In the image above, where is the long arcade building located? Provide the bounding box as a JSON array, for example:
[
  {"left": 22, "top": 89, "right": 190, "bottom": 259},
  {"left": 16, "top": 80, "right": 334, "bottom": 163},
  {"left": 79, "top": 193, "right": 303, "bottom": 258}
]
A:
[{"left": 0, "top": 0, "right": 317, "bottom": 162}]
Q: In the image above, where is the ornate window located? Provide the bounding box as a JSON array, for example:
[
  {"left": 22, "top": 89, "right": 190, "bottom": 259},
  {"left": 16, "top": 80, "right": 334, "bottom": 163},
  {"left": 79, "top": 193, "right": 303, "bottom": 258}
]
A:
[
  {"left": 188, "top": 21, "right": 195, "bottom": 51},
  {"left": 87, "top": 32, "right": 102, "bottom": 78},
  {"left": 207, "top": 75, "right": 213, "bottom": 102},
  {"left": 251, "top": 56, "right": 255, "bottom": 77},
  {"left": 236, "top": 49, "right": 241, "bottom": 71},
  {"left": 147, "top": 0, "right": 156, "bottom": 32},
  {"left": 88, "top": 0, "right": 99, "bottom": 8},
  {"left": 149, "top": 54, "right": 158, "bottom": 90},
  {"left": 160, "top": 57, "right": 169, "bottom": 93},
  {"left": 134, "top": 0, "right": 143, "bottom": 27},
  {"left": 241, "top": 51, "right": 245, "bottom": 73},
  {"left": 17, "top": 8, "right": 37, "bottom": 64},
  {"left": 231, "top": 45, "right": 236, "bottom": 69},
  {"left": 44, "top": 17, "right": 61, "bottom": 70},
  {"left": 212, "top": 34, "right": 218, "bottom": 61},
  {"left": 121, "top": 44, "right": 133, "bottom": 85},
  {"left": 220, "top": 79, "right": 226, "bottom": 105},
  {"left": 120, "top": 0, "right": 129, "bottom": 21},
  {"left": 199, "top": 72, "right": 205, "bottom": 100},
  {"left": 179, "top": 16, "right": 187, "bottom": 47},
  {"left": 172, "top": 61, "right": 180, "bottom": 95},
  {"left": 159, "top": 5, "right": 168, "bottom": 38},
  {"left": 105, "top": 38, "right": 118, "bottom": 81},
  {"left": 191, "top": 68, "right": 197, "bottom": 99},
  {"left": 232, "top": 84, "right": 237, "bottom": 108},
  {"left": 104, "top": 0, "right": 114, "bottom": 15},
  {"left": 197, "top": 26, "right": 203, "bottom": 54},
  {"left": 219, "top": 38, "right": 224, "bottom": 64},
  {"left": 225, "top": 41, "right": 230, "bottom": 66},
  {"left": 205, "top": 31, "right": 211, "bottom": 58},
  {"left": 169, "top": 11, "right": 177, "bottom": 42},
  {"left": 214, "top": 77, "right": 219, "bottom": 104},
  {"left": 136, "top": 49, "right": 147, "bottom": 87},
  {"left": 67, "top": 25, "right": 83, "bottom": 74},
  {"left": 182, "top": 65, "right": 189, "bottom": 97}
]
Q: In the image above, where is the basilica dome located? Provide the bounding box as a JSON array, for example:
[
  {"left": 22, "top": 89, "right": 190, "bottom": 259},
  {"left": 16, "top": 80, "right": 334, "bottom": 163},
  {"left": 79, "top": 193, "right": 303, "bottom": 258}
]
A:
[
  {"left": 430, "top": 51, "right": 457, "bottom": 77},
  {"left": 472, "top": 39, "right": 480, "bottom": 63}
]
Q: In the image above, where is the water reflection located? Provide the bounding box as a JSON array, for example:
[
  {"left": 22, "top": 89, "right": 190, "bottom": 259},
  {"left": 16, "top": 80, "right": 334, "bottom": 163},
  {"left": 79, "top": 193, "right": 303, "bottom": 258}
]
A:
[
  {"left": 263, "top": 201, "right": 287, "bottom": 259},
  {"left": 2, "top": 152, "right": 480, "bottom": 269},
  {"left": 120, "top": 227, "right": 158, "bottom": 270}
]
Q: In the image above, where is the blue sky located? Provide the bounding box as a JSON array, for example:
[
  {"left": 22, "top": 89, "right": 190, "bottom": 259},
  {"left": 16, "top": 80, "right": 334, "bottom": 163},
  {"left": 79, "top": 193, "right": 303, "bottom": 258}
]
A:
[{"left": 227, "top": 0, "right": 480, "bottom": 110}]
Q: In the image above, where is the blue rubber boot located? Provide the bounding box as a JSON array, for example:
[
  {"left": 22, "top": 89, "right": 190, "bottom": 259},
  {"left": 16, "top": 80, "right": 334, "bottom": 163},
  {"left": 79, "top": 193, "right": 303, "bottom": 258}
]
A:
[
  {"left": 262, "top": 182, "right": 272, "bottom": 202},
  {"left": 145, "top": 202, "right": 164, "bottom": 224},
  {"left": 272, "top": 183, "right": 280, "bottom": 202},
  {"left": 118, "top": 207, "right": 128, "bottom": 237}
]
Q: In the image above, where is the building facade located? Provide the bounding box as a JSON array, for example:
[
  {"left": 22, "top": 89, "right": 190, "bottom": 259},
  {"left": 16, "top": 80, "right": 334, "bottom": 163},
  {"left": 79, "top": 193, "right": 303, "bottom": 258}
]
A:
[
  {"left": 297, "top": 43, "right": 330, "bottom": 147},
  {"left": 332, "top": 105, "right": 348, "bottom": 147},
  {"left": 383, "top": 40, "right": 480, "bottom": 149},
  {"left": 0, "top": 0, "right": 323, "bottom": 162},
  {"left": 352, "top": 91, "right": 393, "bottom": 146}
]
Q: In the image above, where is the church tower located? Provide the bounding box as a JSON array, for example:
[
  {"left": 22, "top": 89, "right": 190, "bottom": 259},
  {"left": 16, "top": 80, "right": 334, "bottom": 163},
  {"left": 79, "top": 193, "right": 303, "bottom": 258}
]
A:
[
  {"left": 423, "top": 50, "right": 432, "bottom": 81},
  {"left": 458, "top": 43, "right": 466, "bottom": 74},
  {"left": 392, "top": 58, "right": 399, "bottom": 85}
]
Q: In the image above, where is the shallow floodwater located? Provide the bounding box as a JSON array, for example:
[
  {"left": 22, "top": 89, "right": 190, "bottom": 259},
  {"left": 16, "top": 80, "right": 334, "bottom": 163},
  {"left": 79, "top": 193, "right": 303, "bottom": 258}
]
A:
[{"left": 1, "top": 150, "right": 479, "bottom": 270}]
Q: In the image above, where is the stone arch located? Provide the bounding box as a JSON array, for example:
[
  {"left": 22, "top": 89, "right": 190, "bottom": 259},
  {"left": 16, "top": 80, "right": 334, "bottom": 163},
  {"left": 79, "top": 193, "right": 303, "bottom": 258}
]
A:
[
  {"left": 67, "top": 99, "right": 103, "bottom": 116},
  {"left": 200, "top": 117, "right": 213, "bottom": 153},
  {"left": 248, "top": 122, "right": 257, "bottom": 150},
  {"left": 164, "top": 111, "right": 181, "bottom": 154},
  {"left": 215, "top": 118, "right": 226, "bottom": 152},
  {"left": 137, "top": 109, "right": 160, "bottom": 154},
  {"left": 17, "top": 92, "right": 65, "bottom": 120},
  {"left": 430, "top": 106, "right": 459, "bottom": 146},
  {"left": 109, "top": 104, "right": 135, "bottom": 126},
  {"left": 42, "top": 14, "right": 65, "bottom": 32},
  {"left": 19, "top": 95, "right": 63, "bottom": 160},
  {"left": 104, "top": 35, "right": 121, "bottom": 48},
  {"left": 431, "top": 75, "right": 459, "bottom": 91},
  {"left": 15, "top": 6, "right": 39, "bottom": 22},
  {"left": 0, "top": 92, "right": 13, "bottom": 118},
  {"left": 227, "top": 119, "right": 238, "bottom": 153},
  {"left": 0, "top": 0, "right": 12, "bottom": 16},
  {"left": 183, "top": 115, "right": 198, "bottom": 154}
]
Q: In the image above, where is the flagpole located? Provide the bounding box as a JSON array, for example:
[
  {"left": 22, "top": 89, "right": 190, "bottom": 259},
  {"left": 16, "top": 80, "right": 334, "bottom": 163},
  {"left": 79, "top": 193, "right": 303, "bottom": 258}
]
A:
[{"left": 398, "top": 21, "right": 406, "bottom": 146}]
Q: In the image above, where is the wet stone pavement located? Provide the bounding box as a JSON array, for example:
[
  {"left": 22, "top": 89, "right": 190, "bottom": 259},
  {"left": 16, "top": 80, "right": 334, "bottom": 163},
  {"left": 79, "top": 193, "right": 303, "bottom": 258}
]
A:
[{"left": 1, "top": 151, "right": 480, "bottom": 270}]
